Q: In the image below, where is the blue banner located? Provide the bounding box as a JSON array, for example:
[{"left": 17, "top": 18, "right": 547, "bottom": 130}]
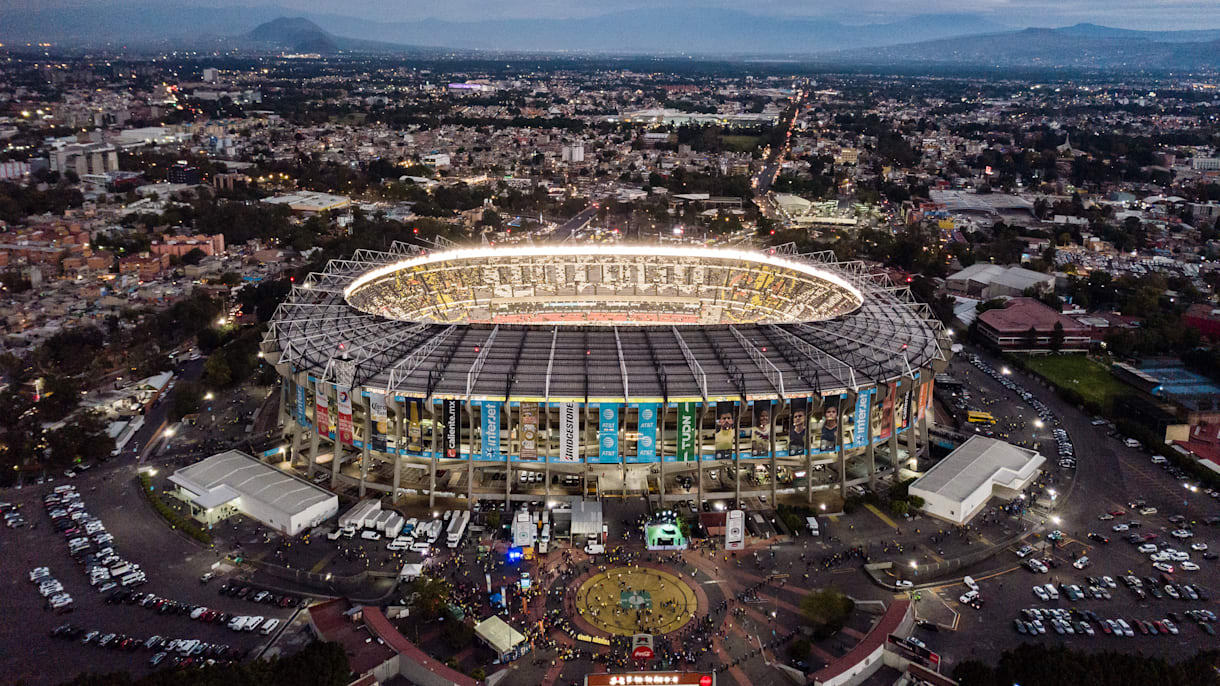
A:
[
  {"left": 598, "top": 403, "right": 620, "bottom": 464},
  {"left": 634, "top": 403, "right": 659, "bottom": 463},
  {"left": 849, "top": 389, "right": 874, "bottom": 449},
  {"left": 481, "top": 402, "right": 502, "bottom": 461},
  {"left": 296, "top": 382, "right": 307, "bottom": 427}
]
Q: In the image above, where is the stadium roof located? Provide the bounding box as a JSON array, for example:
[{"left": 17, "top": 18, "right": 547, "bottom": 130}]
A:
[{"left": 264, "top": 243, "right": 948, "bottom": 402}]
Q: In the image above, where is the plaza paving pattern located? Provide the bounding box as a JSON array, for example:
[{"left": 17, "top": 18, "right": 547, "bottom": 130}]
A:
[{"left": 574, "top": 565, "right": 699, "bottom": 636}]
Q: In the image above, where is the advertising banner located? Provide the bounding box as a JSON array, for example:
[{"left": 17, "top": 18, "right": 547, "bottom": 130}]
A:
[
  {"left": 814, "top": 395, "right": 842, "bottom": 454},
  {"left": 296, "top": 381, "right": 307, "bottom": 427},
  {"left": 558, "top": 402, "right": 580, "bottom": 462},
  {"left": 635, "top": 403, "right": 659, "bottom": 463},
  {"left": 879, "top": 383, "right": 898, "bottom": 441},
  {"left": 520, "top": 402, "right": 539, "bottom": 461},
  {"left": 923, "top": 380, "right": 935, "bottom": 418},
  {"left": 848, "top": 389, "right": 874, "bottom": 449},
  {"left": 336, "top": 386, "right": 354, "bottom": 446},
  {"left": 897, "top": 387, "right": 911, "bottom": 434},
  {"left": 916, "top": 380, "right": 930, "bottom": 421},
  {"left": 406, "top": 398, "right": 423, "bottom": 454},
  {"left": 443, "top": 399, "right": 461, "bottom": 458},
  {"left": 481, "top": 402, "right": 502, "bottom": 461},
  {"left": 713, "top": 401, "right": 736, "bottom": 460},
  {"left": 788, "top": 397, "right": 810, "bottom": 457},
  {"left": 314, "top": 381, "right": 331, "bottom": 438},
  {"left": 598, "top": 403, "right": 620, "bottom": 464},
  {"left": 369, "top": 392, "right": 388, "bottom": 452},
  {"left": 674, "top": 402, "right": 697, "bottom": 462},
  {"left": 751, "top": 401, "right": 772, "bottom": 458}
]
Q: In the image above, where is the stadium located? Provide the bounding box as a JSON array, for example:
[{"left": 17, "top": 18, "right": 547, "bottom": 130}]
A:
[{"left": 263, "top": 243, "right": 949, "bottom": 504}]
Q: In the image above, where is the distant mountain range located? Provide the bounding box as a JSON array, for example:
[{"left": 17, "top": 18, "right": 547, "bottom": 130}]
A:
[
  {"left": 1, "top": 3, "right": 1219, "bottom": 70},
  {"left": 829, "top": 26, "right": 1220, "bottom": 69}
]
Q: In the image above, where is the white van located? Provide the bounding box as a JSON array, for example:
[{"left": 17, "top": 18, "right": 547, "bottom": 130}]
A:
[
  {"left": 326, "top": 528, "right": 343, "bottom": 541},
  {"left": 1123, "top": 438, "right": 1141, "bottom": 449},
  {"left": 1151, "top": 455, "right": 1168, "bottom": 465},
  {"left": 243, "top": 615, "right": 264, "bottom": 631},
  {"left": 584, "top": 543, "right": 605, "bottom": 555},
  {"left": 260, "top": 618, "right": 280, "bottom": 635},
  {"left": 805, "top": 516, "right": 820, "bottom": 537},
  {"left": 1043, "top": 584, "right": 1059, "bottom": 600},
  {"left": 360, "top": 530, "right": 382, "bottom": 541},
  {"left": 963, "top": 576, "right": 979, "bottom": 592}
]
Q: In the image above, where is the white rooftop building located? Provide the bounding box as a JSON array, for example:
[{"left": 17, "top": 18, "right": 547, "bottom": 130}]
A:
[
  {"left": 169, "top": 450, "right": 338, "bottom": 536},
  {"left": 909, "top": 436, "right": 1044, "bottom": 525}
]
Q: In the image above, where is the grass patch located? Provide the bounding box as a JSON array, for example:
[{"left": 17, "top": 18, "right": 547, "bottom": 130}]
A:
[
  {"left": 720, "top": 135, "right": 763, "bottom": 152},
  {"left": 1017, "top": 355, "right": 1131, "bottom": 413}
]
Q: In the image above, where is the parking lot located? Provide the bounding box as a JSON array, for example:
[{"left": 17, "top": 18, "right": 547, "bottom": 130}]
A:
[
  {"left": 914, "top": 346, "right": 1220, "bottom": 672},
  {"left": 0, "top": 461, "right": 298, "bottom": 685}
]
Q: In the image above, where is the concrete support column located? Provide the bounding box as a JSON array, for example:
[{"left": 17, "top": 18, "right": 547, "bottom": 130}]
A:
[
  {"left": 290, "top": 422, "right": 302, "bottom": 469},
  {"left": 837, "top": 395, "right": 848, "bottom": 500},
  {"left": 769, "top": 401, "right": 777, "bottom": 506},
  {"left": 806, "top": 450, "right": 813, "bottom": 505},
  {"left": 919, "top": 416, "right": 930, "bottom": 459},
  {"left": 659, "top": 405, "right": 667, "bottom": 506},
  {"left": 544, "top": 404, "right": 552, "bottom": 500},
  {"left": 734, "top": 406, "right": 741, "bottom": 506},
  {"left": 392, "top": 398, "right": 404, "bottom": 503},
  {"left": 359, "top": 394, "right": 371, "bottom": 498}
]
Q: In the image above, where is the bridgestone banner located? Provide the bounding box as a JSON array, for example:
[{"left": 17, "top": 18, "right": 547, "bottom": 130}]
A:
[
  {"left": 443, "top": 399, "right": 461, "bottom": 459},
  {"left": 675, "top": 402, "right": 697, "bottom": 462},
  {"left": 558, "top": 402, "right": 579, "bottom": 462},
  {"left": 336, "top": 386, "right": 354, "bottom": 446},
  {"left": 481, "top": 402, "right": 501, "bottom": 461},
  {"left": 520, "top": 402, "right": 539, "bottom": 461},
  {"left": 314, "top": 380, "right": 331, "bottom": 438},
  {"left": 635, "top": 403, "right": 659, "bottom": 463},
  {"left": 369, "top": 392, "right": 388, "bottom": 451}
]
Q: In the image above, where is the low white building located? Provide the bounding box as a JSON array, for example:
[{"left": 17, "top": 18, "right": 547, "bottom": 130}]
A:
[
  {"left": 170, "top": 450, "right": 338, "bottom": 536},
  {"left": 908, "top": 436, "right": 1044, "bottom": 525}
]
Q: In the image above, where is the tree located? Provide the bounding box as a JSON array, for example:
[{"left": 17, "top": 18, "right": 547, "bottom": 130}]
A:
[
  {"left": 799, "top": 587, "right": 854, "bottom": 639},
  {"left": 203, "top": 354, "right": 232, "bottom": 387},
  {"left": 408, "top": 576, "right": 452, "bottom": 620},
  {"left": 180, "top": 247, "right": 208, "bottom": 266},
  {"left": 1025, "top": 326, "right": 1039, "bottom": 350},
  {"left": 1050, "top": 322, "right": 1065, "bottom": 352}
]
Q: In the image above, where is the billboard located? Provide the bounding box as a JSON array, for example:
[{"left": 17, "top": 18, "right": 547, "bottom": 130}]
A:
[
  {"left": 296, "top": 381, "right": 307, "bottom": 427},
  {"left": 336, "top": 387, "right": 354, "bottom": 446},
  {"left": 405, "top": 398, "right": 423, "bottom": 454},
  {"left": 443, "top": 399, "right": 461, "bottom": 458},
  {"left": 675, "top": 402, "right": 697, "bottom": 462},
  {"left": 788, "top": 397, "right": 809, "bottom": 457},
  {"left": 725, "top": 509, "right": 745, "bottom": 551},
  {"left": 520, "top": 402, "right": 539, "bottom": 461},
  {"left": 750, "top": 401, "right": 772, "bottom": 457},
  {"left": 314, "top": 381, "right": 331, "bottom": 439},
  {"left": 713, "top": 401, "right": 736, "bottom": 459},
  {"left": 481, "top": 402, "right": 502, "bottom": 461},
  {"left": 369, "top": 392, "right": 388, "bottom": 451},
  {"left": 634, "top": 403, "right": 659, "bottom": 463},
  {"left": 847, "top": 389, "right": 874, "bottom": 449},
  {"left": 598, "top": 403, "right": 620, "bottom": 464},
  {"left": 558, "top": 402, "right": 580, "bottom": 462},
  {"left": 813, "top": 395, "right": 842, "bottom": 454}
]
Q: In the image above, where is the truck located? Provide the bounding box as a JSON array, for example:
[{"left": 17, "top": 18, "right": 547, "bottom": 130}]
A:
[
  {"left": 805, "top": 516, "right": 820, "bottom": 537},
  {"left": 446, "top": 510, "right": 470, "bottom": 548}
]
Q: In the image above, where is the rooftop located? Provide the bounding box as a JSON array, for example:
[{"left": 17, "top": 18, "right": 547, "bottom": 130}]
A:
[
  {"left": 977, "top": 297, "right": 1089, "bottom": 334},
  {"left": 169, "top": 450, "right": 334, "bottom": 515},
  {"left": 910, "top": 435, "right": 1044, "bottom": 503}
]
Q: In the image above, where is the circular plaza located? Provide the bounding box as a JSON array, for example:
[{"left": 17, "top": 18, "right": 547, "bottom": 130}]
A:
[{"left": 574, "top": 566, "right": 698, "bottom": 636}]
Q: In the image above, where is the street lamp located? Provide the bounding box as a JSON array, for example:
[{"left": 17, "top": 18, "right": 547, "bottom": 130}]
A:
[
  {"left": 1001, "top": 367, "right": 1011, "bottom": 376},
  {"left": 204, "top": 392, "right": 214, "bottom": 401},
  {"left": 1051, "top": 516, "right": 1061, "bottom": 525}
]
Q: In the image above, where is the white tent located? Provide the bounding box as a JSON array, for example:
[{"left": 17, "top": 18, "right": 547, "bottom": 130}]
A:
[{"left": 474, "top": 616, "right": 527, "bottom": 660}]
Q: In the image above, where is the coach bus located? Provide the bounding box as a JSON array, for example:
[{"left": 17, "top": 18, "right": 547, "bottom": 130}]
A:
[{"left": 967, "top": 411, "right": 996, "bottom": 425}]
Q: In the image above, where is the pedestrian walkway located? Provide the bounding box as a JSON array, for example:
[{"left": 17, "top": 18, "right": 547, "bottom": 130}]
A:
[{"left": 863, "top": 503, "right": 899, "bottom": 530}]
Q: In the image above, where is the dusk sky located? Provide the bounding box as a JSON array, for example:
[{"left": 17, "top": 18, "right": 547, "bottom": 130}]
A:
[{"left": 1, "top": 0, "right": 1218, "bottom": 30}]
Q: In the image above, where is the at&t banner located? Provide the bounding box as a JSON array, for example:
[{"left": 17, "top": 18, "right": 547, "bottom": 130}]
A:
[
  {"left": 634, "top": 403, "right": 659, "bottom": 462},
  {"left": 598, "top": 403, "right": 620, "bottom": 463}
]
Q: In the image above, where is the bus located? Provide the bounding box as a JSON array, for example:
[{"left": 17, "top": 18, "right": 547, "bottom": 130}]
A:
[
  {"left": 446, "top": 510, "right": 470, "bottom": 548},
  {"left": 967, "top": 411, "right": 996, "bottom": 425}
]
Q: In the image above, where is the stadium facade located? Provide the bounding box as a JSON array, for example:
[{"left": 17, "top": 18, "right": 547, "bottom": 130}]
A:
[{"left": 263, "top": 244, "right": 949, "bottom": 505}]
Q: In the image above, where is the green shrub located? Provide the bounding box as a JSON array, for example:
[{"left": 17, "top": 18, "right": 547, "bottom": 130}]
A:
[{"left": 138, "top": 474, "right": 213, "bottom": 545}]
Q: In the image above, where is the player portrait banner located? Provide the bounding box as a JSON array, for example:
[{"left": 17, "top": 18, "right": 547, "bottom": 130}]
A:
[
  {"left": 443, "top": 399, "right": 461, "bottom": 458},
  {"left": 296, "top": 381, "right": 307, "bottom": 427},
  {"left": 714, "top": 401, "right": 736, "bottom": 459},
  {"left": 481, "top": 401, "right": 502, "bottom": 461},
  {"left": 751, "top": 400, "right": 772, "bottom": 457},
  {"left": 519, "top": 402, "right": 539, "bottom": 461},
  {"left": 558, "top": 402, "right": 580, "bottom": 462},
  {"left": 369, "top": 392, "right": 388, "bottom": 452},
  {"left": 815, "top": 395, "right": 842, "bottom": 454},
  {"left": 675, "top": 402, "right": 697, "bottom": 462},
  {"left": 314, "top": 381, "right": 331, "bottom": 438},
  {"left": 598, "top": 403, "right": 620, "bottom": 464},
  {"left": 336, "top": 386, "right": 354, "bottom": 446},
  {"left": 635, "top": 403, "right": 659, "bottom": 463},
  {"left": 879, "top": 383, "right": 897, "bottom": 440},
  {"left": 406, "top": 398, "right": 423, "bottom": 454},
  {"left": 788, "top": 397, "right": 810, "bottom": 456}
]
